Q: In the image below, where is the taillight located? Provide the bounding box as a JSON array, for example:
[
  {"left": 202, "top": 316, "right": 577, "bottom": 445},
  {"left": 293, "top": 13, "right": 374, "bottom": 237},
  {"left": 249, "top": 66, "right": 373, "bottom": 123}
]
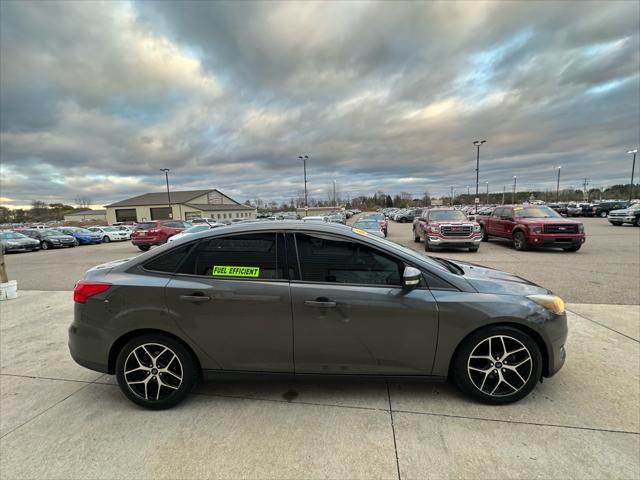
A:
[{"left": 73, "top": 281, "right": 112, "bottom": 303}]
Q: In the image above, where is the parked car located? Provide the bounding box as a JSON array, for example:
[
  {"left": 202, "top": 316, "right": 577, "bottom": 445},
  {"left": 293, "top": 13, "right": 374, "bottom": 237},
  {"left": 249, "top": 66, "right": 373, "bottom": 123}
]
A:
[
  {"left": 477, "top": 205, "right": 586, "bottom": 252},
  {"left": 167, "top": 223, "right": 225, "bottom": 243},
  {"left": 57, "top": 227, "right": 103, "bottom": 245},
  {"left": 301, "top": 216, "right": 329, "bottom": 223},
  {"left": 21, "top": 229, "right": 77, "bottom": 249},
  {"left": 607, "top": 205, "right": 640, "bottom": 226},
  {"left": 566, "top": 204, "right": 583, "bottom": 217},
  {"left": 112, "top": 225, "right": 135, "bottom": 238},
  {"left": 0, "top": 231, "right": 41, "bottom": 252},
  {"left": 351, "top": 218, "right": 385, "bottom": 237},
  {"left": 413, "top": 208, "right": 482, "bottom": 252},
  {"left": 69, "top": 221, "right": 568, "bottom": 409},
  {"left": 131, "top": 220, "right": 191, "bottom": 251},
  {"left": 328, "top": 214, "right": 346, "bottom": 224},
  {"left": 364, "top": 212, "right": 388, "bottom": 236},
  {"left": 593, "top": 201, "right": 629, "bottom": 218},
  {"left": 88, "top": 226, "right": 131, "bottom": 243}
]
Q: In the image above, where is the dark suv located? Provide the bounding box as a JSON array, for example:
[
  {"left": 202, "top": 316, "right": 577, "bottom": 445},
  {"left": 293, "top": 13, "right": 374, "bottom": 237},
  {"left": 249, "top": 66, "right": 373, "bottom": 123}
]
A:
[{"left": 131, "top": 220, "right": 191, "bottom": 251}]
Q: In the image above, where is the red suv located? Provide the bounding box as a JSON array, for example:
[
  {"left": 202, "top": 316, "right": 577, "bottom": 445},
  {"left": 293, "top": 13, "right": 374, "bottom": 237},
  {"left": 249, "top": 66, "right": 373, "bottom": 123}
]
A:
[
  {"left": 131, "top": 220, "right": 191, "bottom": 251},
  {"left": 477, "top": 205, "right": 586, "bottom": 252}
]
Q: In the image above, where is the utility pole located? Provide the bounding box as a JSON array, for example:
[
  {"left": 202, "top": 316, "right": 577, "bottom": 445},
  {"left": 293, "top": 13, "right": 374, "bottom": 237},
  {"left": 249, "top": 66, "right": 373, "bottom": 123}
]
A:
[
  {"left": 332, "top": 180, "right": 337, "bottom": 207},
  {"left": 473, "top": 140, "right": 486, "bottom": 214},
  {"left": 512, "top": 176, "right": 517, "bottom": 204},
  {"left": 450, "top": 185, "right": 455, "bottom": 206},
  {"left": 298, "top": 155, "right": 309, "bottom": 215},
  {"left": 159, "top": 168, "right": 172, "bottom": 218},
  {"left": 582, "top": 178, "right": 590, "bottom": 201},
  {"left": 485, "top": 181, "right": 489, "bottom": 205},
  {"left": 502, "top": 185, "right": 506, "bottom": 205},
  {"left": 556, "top": 166, "right": 561, "bottom": 203},
  {"left": 629, "top": 149, "right": 638, "bottom": 202}
]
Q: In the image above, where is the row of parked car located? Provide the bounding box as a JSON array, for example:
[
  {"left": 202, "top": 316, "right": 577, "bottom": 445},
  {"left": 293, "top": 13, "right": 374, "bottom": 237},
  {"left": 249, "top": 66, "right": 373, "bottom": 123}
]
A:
[{"left": 0, "top": 225, "right": 135, "bottom": 253}]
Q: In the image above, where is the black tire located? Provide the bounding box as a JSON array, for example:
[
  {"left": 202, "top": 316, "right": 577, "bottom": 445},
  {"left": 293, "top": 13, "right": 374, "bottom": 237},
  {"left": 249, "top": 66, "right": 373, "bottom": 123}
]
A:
[
  {"left": 413, "top": 229, "right": 421, "bottom": 242},
  {"left": 599, "top": 211, "right": 607, "bottom": 218},
  {"left": 452, "top": 325, "right": 543, "bottom": 405},
  {"left": 115, "top": 334, "right": 198, "bottom": 410},
  {"left": 102, "top": 236, "right": 110, "bottom": 243},
  {"left": 73, "top": 239, "right": 80, "bottom": 246},
  {"left": 424, "top": 239, "right": 432, "bottom": 252},
  {"left": 610, "top": 222, "right": 622, "bottom": 226},
  {"left": 469, "top": 246, "right": 479, "bottom": 252},
  {"left": 480, "top": 225, "right": 489, "bottom": 241},
  {"left": 563, "top": 245, "right": 581, "bottom": 252},
  {"left": 399, "top": 217, "right": 408, "bottom": 223},
  {"left": 41, "top": 241, "right": 49, "bottom": 250},
  {"left": 137, "top": 245, "right": 150, "bottom": 251},
  {"left": 512, "top": 231, "right": 529, "bottom": 251}
]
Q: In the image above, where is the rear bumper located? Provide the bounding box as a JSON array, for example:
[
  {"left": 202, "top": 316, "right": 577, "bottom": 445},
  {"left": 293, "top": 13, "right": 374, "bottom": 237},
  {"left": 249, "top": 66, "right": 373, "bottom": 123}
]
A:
[
  {"left": 68, "top": 310, "right": 111, "bottom": 374},
  {"left": 131, "top": 237, "right": 166, "bottom": 246}
]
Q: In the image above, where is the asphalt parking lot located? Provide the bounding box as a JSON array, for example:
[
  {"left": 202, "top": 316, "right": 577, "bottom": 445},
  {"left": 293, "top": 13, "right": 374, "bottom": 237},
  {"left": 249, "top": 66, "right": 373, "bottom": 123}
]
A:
[{"left": 1, "top": 216, "right": 639, "bottom": 479}]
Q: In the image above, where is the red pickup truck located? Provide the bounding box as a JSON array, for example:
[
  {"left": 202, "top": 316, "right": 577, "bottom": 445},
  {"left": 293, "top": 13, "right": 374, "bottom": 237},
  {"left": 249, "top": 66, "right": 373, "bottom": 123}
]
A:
[
  {"left": 413, "top": 208, "right": 482, "bottom": 252},
  {"left": 477, "top": 205, "right": 586, "bottom": 252}
]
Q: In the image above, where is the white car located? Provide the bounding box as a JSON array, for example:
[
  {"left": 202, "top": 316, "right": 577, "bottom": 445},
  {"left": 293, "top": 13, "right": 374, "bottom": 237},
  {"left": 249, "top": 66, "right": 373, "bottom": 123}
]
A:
[
  {"left": 112, "top": 226, "right": 134, "bottom": 239},
  {"left": 87, "top": 226, "right": 130, "bottom": 242},
  {"left": 167, "top": 223, "right": 225, "bottom": 242},
  {"left": 301, "top": 216, "right": 329, "bottom": 223}
]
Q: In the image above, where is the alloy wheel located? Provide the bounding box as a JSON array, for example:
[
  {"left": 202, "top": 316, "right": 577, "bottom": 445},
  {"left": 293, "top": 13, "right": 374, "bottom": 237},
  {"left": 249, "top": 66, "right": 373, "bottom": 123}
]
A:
[
  {"left": 467, "top": 335, "right": 532, "bottom": 397},
  {"left": 123, "top": 343, "right": 183, "bottom": 401}
]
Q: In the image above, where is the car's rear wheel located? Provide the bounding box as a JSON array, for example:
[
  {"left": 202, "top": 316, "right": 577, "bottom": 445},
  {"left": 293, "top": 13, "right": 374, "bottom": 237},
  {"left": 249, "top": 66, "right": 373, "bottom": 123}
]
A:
[
  {"left": 469, "top": 246, "right": 479, "bottom": 252},
  {"left": 452, "top": 326, "right": 542, "bottom": 404},
  {"left": 610, "top": 222, "right": 622, "bottom": 226},
  {"left": 137, "top": 245, "right": 150, "bottom": 251},
  {"left": 116, "top": 334, "right": 198, "bottom": 410},
  {"left": 413, "top": 229, "right": 421, "bottom": 242},
  {"left": 512, "top": 231, "right": 529, "bottom": 251},
  {"left": 41, "top": 241, "right": 49, "bottom": 250},
  {"left": 102, "top": 236, "right": 110, "bottom": 243}
]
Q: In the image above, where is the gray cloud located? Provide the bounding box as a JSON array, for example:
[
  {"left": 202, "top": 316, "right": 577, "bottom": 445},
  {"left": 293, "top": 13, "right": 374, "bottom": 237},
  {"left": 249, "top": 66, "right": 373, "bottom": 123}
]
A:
[{"left": 0, "top": 0, "right": 638, "bottom": 208}]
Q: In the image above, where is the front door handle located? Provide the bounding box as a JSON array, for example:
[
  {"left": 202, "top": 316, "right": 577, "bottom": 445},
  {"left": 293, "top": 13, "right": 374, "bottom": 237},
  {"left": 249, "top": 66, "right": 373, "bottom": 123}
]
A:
[
  {"left": 179, "top": 294, "right": 211, "bottom": 303},
  {"left": 304, "top": 299, "right": 337, "bottom": 308}
]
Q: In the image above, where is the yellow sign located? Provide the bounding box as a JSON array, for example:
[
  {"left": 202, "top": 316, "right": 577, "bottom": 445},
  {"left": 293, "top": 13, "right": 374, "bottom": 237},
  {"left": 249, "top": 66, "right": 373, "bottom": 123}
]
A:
[
  {"left": 212, "top": 265, "right": 260, "bottom": 277},
  {"left": 352, "top": 228, "right": 369, "bottom": 236}
]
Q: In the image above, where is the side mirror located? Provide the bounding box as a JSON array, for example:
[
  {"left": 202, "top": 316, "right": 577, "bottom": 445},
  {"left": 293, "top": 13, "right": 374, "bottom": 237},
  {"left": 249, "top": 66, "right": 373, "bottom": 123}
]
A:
[{"left": 403, "top": 266, "right": 422, "bottom": 288}]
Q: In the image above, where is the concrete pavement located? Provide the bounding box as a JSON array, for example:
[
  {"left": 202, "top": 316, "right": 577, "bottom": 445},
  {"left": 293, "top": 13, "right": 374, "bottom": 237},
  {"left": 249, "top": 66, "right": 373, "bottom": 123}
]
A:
[{"left": 1, "top": 291, "right": 638, "bottom": 479}]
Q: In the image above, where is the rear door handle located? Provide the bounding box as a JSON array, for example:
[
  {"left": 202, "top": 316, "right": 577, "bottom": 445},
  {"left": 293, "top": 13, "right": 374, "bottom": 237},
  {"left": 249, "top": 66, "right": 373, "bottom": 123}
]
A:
[
  {"left": 179, "top": 294, "right": 211, "bottom": 303},
  {"left": 304, "top": 300, "right": 337, "bottom": 308}
]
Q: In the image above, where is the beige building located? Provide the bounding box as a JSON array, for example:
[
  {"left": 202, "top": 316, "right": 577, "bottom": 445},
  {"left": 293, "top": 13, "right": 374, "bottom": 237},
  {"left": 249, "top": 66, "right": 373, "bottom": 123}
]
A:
[
  {"left": 63, "top": 209, "right": 107, "bottom": 222},
  {"left": 105, "top": 189, "right": 256, "bottom": 224}
]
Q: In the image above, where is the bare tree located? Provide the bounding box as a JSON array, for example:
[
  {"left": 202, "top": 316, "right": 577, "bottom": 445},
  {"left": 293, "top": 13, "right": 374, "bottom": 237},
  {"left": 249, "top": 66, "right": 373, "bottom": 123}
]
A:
[{"left": 74, "top": 196, "right": 92, "bottom": 209}]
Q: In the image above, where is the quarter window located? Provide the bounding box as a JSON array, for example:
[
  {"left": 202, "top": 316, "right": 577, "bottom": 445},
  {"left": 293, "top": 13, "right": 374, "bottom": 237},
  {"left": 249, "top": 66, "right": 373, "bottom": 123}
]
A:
[
  {"left": 177, "top": 233, "right": 282, "bottom": 279},
  {"left": 144, "top": 243, "right": 193, "bottom": 273},
  {"left": 294, "top": 233, "right": 403, "bottom": 286}
]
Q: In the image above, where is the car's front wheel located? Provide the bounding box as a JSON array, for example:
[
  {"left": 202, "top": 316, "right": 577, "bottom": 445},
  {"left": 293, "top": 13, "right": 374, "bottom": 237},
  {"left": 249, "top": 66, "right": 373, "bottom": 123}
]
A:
[
  {"left": 512, "top": 231, "right": 529, "bottom": 251},
  {"left": 609, "top": 222, "right": 622, "bottom": 226},
  {"left": 480, "top": 225, "right": 488, "bottom": 241},
  {"left": 599, "top": 211, "right": 607, "bottom": 218},
  {"left": 41, "top": 241, "right": 49, "bottom": 250},
  {"left": 115, "top": 334, "right": 198, "bottom": 410},
  {"left": 102, "top": 236, "right": 110, "bottom": 243},
  {"left": 452, "top": 326, "right": 542, "bottom": 405},
  {"left": 137, "top": 245, "right": 150, "bottom": 251}
]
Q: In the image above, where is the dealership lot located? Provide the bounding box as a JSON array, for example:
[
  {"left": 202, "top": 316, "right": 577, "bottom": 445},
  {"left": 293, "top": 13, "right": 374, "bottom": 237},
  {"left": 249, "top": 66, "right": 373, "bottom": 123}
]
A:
[{"left": 1, "top": 216, "right": 639, "bottom": 479}]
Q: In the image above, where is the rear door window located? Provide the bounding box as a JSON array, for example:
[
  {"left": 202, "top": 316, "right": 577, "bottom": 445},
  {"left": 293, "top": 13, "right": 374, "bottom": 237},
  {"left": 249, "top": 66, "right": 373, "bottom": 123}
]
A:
[
  {"left": 177, "top": 233, "right": 283, "bottom": 280},
  {"left": 143, "top": 243, "right": 194, "bottom": 274}
]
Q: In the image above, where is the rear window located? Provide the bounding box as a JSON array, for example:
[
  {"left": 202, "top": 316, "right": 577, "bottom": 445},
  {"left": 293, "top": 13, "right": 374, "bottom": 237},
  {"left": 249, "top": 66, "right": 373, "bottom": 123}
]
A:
[
  {"left": 143, "top": 243, "right": 194, "bottom": 273},
  {"left": 136, "top": 222, "right": 157, "bottom": 230}
]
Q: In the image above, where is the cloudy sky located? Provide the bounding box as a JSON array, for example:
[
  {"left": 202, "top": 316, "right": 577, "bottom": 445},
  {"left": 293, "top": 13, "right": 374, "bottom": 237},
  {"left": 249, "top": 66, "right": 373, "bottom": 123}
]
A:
[{"left": 1, "top": 0, "right": 638, "bottom": 208}]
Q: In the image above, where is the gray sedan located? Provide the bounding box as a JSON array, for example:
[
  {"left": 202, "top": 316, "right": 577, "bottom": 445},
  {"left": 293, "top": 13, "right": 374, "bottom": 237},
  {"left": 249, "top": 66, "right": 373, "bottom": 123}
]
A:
[
  {"left": 69, "top": 222, "right": 567, "bottom": 409},
  {"left": 0, "top": 231, "right": 41, "bottom": 252}
]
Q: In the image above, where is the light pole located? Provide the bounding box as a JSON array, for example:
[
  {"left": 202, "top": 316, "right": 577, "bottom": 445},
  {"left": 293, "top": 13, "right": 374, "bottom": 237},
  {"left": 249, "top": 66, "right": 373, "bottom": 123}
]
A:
[
  {"left": 298, "top": 155, "right": 309, "bottom": 214},
  {"left": 473, "top": 140, "right": 486, "bottom": 214},
  {"left": 485, "top": 181, "right": 489, "bottom": 205},
  {"left": 450, "top": 185, "right": 455, "bottom": 206},
  {"left": 502, "top": 185, "right": 506, "bottom": 205},
  {"left": 512, "top": 175, "right": 517, "bottom": 204},
  {"left": 332, "top": 179, "right": 337, "bottom": 206},
  {"left": 556, "top": 166, "right": 561, "bottom": 202},
  {"left": 159, "top": 168, "right": 172, "bottom": 218},
  {"left": 628, "top": 149, "right": 638, "bottom": 202}
]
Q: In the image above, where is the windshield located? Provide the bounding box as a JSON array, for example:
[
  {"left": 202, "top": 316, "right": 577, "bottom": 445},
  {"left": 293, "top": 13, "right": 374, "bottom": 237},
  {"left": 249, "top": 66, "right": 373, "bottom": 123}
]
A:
[
  {"left": 183, "top": 225, "right": 210, "bottom": 234},
  {"left": 0, "top": 232, "right": 26, "bottom": 239},
  {"left": 42, "top": 229, "right": 63, "bottom": 236},
  {"left": 101, "top": 226, "right": 117, "bottom": 231},
  {"left": 77, "top": 228, "right": 92, "bottom": 233},
  {"left": 429, "top": 210, "right": 467, "bottom": 221},
  {"left": 353, "top": 221, "right": 381, "bottom": 230},
  {"left": 514, "top": 206, "right": 561, "bottom": 218}
]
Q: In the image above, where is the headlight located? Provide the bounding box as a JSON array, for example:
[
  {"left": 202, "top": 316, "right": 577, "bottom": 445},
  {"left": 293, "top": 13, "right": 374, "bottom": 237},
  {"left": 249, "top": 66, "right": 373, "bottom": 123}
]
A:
[
  {"left": 529, "top": 225, "right": 542, "bottom": 234},
  {"left": 6, "top": 242, "right": 19, "bottom": 246},
  {"left": 50, "top": 238, "right": 60, "bottom": 243},
  {"left": 473, "top": 224, "right": 481, "bottom": 232},
  {"left": 579, "top": 224, "right": 584, "bottom": 233},
  {"left": 429, "top": 225, "right": 440, "bottom": 233},
  {"left": 527, "top": 294, "right": 565, "bottom": 315}
]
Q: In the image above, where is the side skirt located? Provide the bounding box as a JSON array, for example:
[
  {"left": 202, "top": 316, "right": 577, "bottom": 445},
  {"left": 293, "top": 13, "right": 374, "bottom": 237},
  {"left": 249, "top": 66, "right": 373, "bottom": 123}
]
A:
[{"left": 202, "top": 370, "right": 447, "bottom": 383}]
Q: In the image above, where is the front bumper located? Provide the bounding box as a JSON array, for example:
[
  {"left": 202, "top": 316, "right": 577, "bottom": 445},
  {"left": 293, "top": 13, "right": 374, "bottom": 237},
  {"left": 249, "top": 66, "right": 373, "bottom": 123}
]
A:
[
  {"left": 3, "top": 244, "right": 39, "bottom": 252},
  {"left": 527, "top": 234, "right": 585, "bottom": 247},
  {"left": 544, "top": 312, "right": 568, "bottom": 377},
  {"left": 608, "top": 216, "right": 635, "bottom": 223},
  {"left": 427, "top": 235, "right": 482, "bottom": 247}
]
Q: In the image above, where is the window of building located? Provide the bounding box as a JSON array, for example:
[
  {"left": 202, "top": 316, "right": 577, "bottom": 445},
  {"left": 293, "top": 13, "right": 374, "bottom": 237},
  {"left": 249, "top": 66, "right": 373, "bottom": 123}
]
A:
[
  {"left": 177, "top": 233, "right": 283, "bottom": 279},
  {"left": 294, "top": 233, "right": 403, "bottom": 286}
]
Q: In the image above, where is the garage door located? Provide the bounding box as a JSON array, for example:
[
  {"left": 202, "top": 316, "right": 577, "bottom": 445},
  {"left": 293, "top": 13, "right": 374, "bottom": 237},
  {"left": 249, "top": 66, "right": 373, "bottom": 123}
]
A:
[
  {"left": 115, "top": 209, "right": 137, "bottom": 222},
  {"left": 150, "top": 207, "right": 173, "bottom": 220}
]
